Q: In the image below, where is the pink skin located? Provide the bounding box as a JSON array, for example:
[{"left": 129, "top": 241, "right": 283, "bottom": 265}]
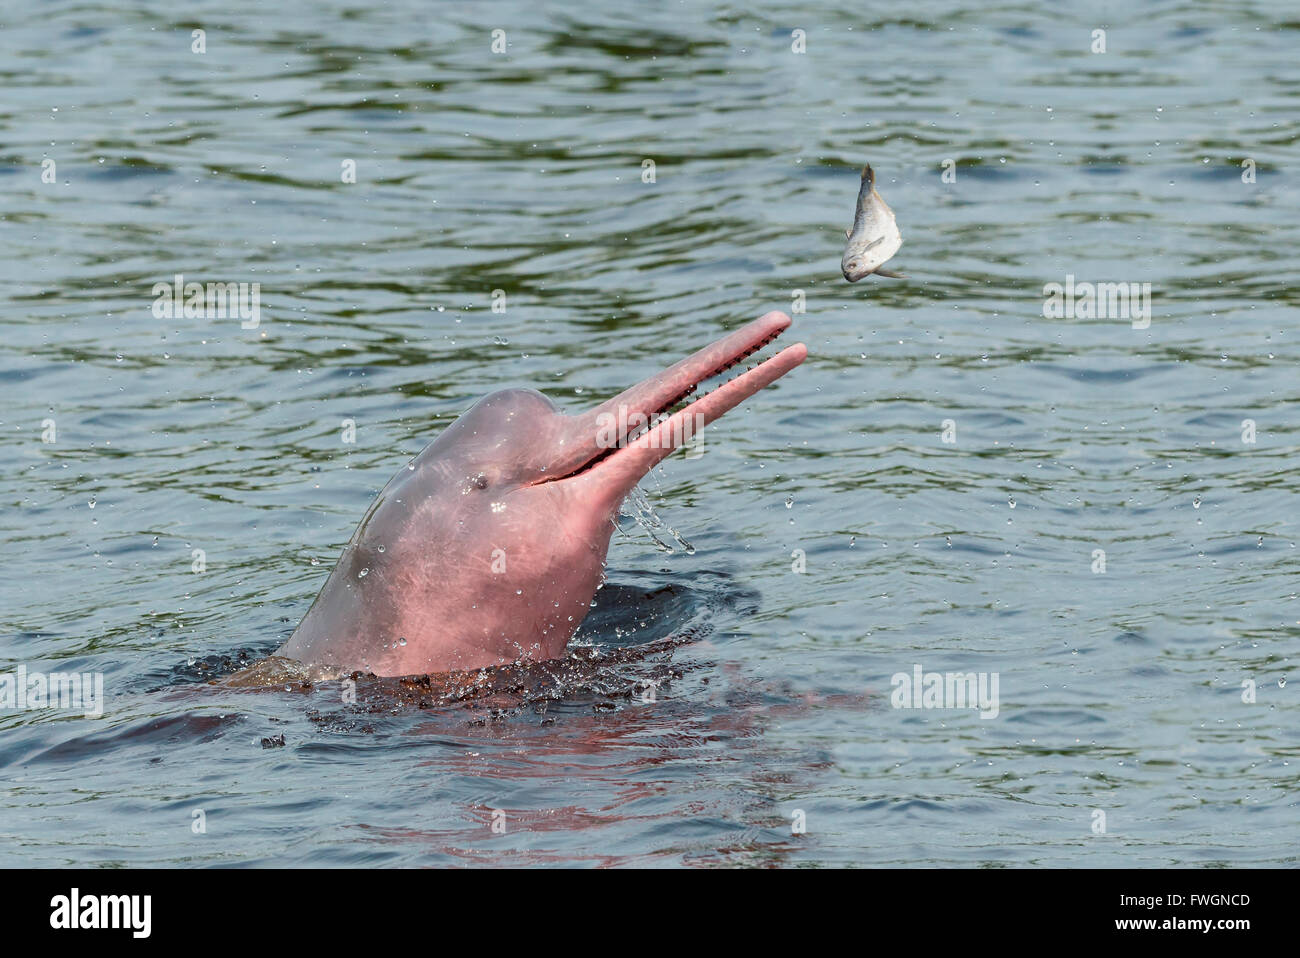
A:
[{"left": 277, "top": 311, "right": 807, "bottom": 677}]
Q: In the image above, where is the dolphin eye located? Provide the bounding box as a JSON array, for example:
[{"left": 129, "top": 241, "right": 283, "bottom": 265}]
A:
[{"left": 473, "top": 474, "right": 489, "bottom": 490}]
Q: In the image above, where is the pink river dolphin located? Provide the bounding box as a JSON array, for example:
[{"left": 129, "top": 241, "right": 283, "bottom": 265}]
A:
[{"left": 277, "top": 311, "right": 806, "bottom": 677}]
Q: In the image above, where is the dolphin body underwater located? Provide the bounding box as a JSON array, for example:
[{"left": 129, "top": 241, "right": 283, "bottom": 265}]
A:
[{"left": 273, "top": 312, "right": 806, "bottom": 678}]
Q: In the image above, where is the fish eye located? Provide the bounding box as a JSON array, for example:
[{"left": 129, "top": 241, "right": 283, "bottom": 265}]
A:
[{"left": 847, "top": 261, "right": 858, "bottom": 271}]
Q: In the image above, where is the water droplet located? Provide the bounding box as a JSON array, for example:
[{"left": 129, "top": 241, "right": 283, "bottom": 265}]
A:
[
  {"left": 358, "top": 568, "right": 369, "bottom": 577},
  {"left": 784, "top": 496, "right": 794, "bottom": 509},
  {"left": 1008, "top": 497, "right": 1016, "bottom": 509},
  {"left": 87, "top": 497, "right": 96, "bottom": 509}
]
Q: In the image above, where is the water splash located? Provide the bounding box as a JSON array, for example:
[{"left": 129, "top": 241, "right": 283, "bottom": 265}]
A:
[{"left": 617, "top": 486, "right": 694, "bottom": 554}]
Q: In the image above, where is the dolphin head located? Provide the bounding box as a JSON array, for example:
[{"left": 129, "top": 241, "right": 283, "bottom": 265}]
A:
[{"left": 278, "top": 311, "right": 806, "bottom": 677}]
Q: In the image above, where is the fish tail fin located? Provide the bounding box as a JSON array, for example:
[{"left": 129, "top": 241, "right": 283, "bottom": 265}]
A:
[{"left": 861, "top": 164, "right": 874, "bottom": 186}]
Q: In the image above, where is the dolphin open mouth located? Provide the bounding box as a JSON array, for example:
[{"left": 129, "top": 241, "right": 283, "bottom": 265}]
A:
[{"left": 539, "top": 311, "right": 806, "bottom": 491}]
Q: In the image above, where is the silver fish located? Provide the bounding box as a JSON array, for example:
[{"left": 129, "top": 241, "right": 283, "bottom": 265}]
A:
[{"left": 841, "top": 165, "right": 903, "bottom": 281}]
